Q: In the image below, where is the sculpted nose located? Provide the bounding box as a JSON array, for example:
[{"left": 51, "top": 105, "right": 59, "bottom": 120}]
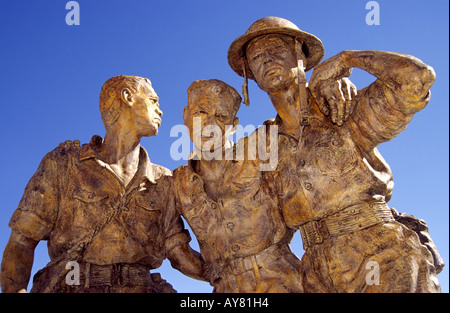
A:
[
  {"left": 263, "top": 52, "right": 274, "bottom": 65},
  {"left": 205, "top": 115, "right": 218, "bottom": 127},
  {"left": 156, "top": 106, "right": 163, "bottom": 117}
]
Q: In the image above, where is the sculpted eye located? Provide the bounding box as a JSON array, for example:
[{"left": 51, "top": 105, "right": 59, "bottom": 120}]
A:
[
  {"left": 217, "top": 114, "right": 228, "bottom": 120},
  {"left": 252, "top": 53, "right": 262, "bottom": 61},
  {"left": 194, "top": 110, "right": 207, "bottom": 115}
]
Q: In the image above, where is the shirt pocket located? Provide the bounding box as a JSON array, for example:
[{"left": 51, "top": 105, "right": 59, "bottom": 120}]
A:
[
  {"left": 72, "top": 188, "right": 109, "bottom": 203},
  {"left": 70, "top": 187, "right": 110, "bottom": 228},
  {"left": 124, "top": 186, "right": 164, "bottom": 242},
  {"left": 311, "top": 133, "right": 358, "bottom": 176}
]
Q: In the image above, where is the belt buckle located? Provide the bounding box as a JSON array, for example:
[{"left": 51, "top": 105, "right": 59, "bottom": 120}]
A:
[
  {"left": 317, "top": 219, "right": 330, "bottom": 241},
  {"left": 300, "top": 219, "right": 330, "bottom": 249},
  {"left": 311, "top": 220, "right": 323, "bottom": 245}
]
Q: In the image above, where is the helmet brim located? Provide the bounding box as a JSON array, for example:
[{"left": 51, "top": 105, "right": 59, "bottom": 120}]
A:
[{"left": 227, "top": 26, "right": 325, "bottom": 79}]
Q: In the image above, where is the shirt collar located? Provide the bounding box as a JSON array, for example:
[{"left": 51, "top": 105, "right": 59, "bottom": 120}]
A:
[{"left": 79, "top": 135, "right": 158, "bottom": 185}]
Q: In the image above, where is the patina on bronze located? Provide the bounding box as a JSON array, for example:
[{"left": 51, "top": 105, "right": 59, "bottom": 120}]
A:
[
  {"left": 228, "top": 16, "right": 443, "bottom": 292},
  {"left": 1, "top": 16, "right": 444, "bottom": 294},
  {"left": 0, "top": 75, "right": 205, "bottom": 293},
  {"left": 172, "top": 79, "right": 303, "bottom": 292}
]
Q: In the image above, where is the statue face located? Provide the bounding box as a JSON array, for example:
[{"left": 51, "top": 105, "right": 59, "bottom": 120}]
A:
[
  {"left": 131, "top": 81, "right": 163, "bottom": 137},
  {"left": 246, "top": 34, "right": 298, "bottom": 93},
  {"left": 185, "top": 91, "right": 236, "bottom": 152}
]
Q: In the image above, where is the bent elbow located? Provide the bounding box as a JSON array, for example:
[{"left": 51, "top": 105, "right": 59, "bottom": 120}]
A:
[
  {"left": 421, "top": 64, "right": 436, "bottom": 90},
  {"left": 403, "top": 63, "right": 436, "bottom": 103}
]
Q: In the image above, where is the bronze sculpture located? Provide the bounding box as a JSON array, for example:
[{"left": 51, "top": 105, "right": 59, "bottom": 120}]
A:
[
  {"left": 171, "top": 79, "right": 303, "bottom": 292},
  {"left": 0, "top": 15, "right": 443, "bottom": 294},
  {"left": 228, "top": 16, "right": 443, "bottom": 292},
  {"left": 0, "top": 75, "right": 204, "bottom": 293}
]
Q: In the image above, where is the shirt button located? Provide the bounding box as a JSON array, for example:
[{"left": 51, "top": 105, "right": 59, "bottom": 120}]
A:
[
  {"left": 211, "top": 203, "right": 217, "bottom": 209},
  {"left": 332, "top": 139, "right": 341, "bottom": 146},
  {"left": 232, "top": 244, "right": 240, "bottom": 252},
  {"left": 292, "top": 144, "right": 298, "bottom": 151},
  {"left": 226, "top": 222, "right": 235, "bottom": 230},
  {"left": 305, "top": 183, "right": 313, "bottom": 190}
]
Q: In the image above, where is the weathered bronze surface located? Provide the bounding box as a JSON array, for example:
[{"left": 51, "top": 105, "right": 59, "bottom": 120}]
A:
[
  {"left": 0, "top": 75, "right": 204, "bottom": 293},
  {"left": 1, "top": 16, "right": 444, "bottom": 293},
  {"left": 227, "top": 16, "right": 443, "bottom": 292},
  {"left": 172, "top": 79, "right": 303, "bottom": 292}
]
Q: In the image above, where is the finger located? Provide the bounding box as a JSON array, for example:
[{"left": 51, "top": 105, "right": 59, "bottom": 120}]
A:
[
  {"left": 340, "top": 78, "right": 354, "bottom": 121},
  {"left": 340, "top": 77, "right": 351, "bottom": 100},
  {"left": 321, "top": 83, "right": 339, "bottom": 123},
  {"left": 327, "top": 98, "right": 338, "bottom": 124},
  {"left": 337, "top": 98, "right": 346, "bottom": 126},
  {"left": 315, "top": 90, "right": 330, "bottom": 116},
  {"left": 331, "top": 81, "right": 346, "bottom": 126},
  {"left": 345, "top": 82, "right": 358, "bottom": 120}
]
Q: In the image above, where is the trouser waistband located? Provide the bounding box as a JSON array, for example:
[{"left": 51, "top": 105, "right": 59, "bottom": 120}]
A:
[
  {"left": 299, "top": 201, "right": 394, "bottom": 250},
  {"left": 222, "top": 242, "right": 291, "bottom": 277},
  {"left": 77, "top": 262, "right": 152, "bottom": 288}
]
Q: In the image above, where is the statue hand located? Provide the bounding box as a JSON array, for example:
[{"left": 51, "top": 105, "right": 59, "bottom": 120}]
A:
[
  {"left": 309, "top": 51, "right": 356, "bottom": 126},
  {"left": 310, "top": 77, "right": 357, "bottom": 126}
]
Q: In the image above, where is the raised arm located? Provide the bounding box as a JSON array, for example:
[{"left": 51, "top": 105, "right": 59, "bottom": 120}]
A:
[
  {"left": 310, "top": 50, "right": 435, "bottom": 113},
  {"left": 310, "top": 50, "right": 436, "bottom": 149}
]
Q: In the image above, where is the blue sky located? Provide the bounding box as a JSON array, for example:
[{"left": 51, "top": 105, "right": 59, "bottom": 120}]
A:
[{"left": 0, "top": 0, "right": 448, "bottom": 293}]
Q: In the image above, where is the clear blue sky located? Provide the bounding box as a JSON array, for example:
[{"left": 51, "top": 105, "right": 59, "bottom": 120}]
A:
[{"left": 0, "top": 0, "right": 448, "bottom": 293}]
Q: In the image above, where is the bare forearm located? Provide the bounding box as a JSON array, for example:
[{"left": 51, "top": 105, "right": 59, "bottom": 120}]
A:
[
  {"left": 167, "top": 244, "right": 206, "bottom": 281},
  {"left": 1, "top": 231, "right": 37, "bottom": 293}
]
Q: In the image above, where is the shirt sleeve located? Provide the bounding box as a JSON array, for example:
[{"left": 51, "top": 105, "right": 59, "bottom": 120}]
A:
[
  {"left": 348, "top": 79, "right": 431, "bottom": 150},
  {"left": 9, "top": 149, "right": 61, "bottom": 241},
  {"left": 160, "top": 175, "right": 191, "bottom": 254}
]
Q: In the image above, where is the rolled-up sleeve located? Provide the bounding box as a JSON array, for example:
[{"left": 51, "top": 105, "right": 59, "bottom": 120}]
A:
[
  {"left": 9, "top": 150, "right": 60, "bottom": 241},
  {"left": 160, "top": 175, "right": 191, "bottom": 255},
  {"left": 349, "top": 80, "right": 431, "bottom": 149}
]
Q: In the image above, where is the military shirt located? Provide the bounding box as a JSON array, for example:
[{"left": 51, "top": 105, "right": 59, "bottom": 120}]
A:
[
  {"left": 9, "top": 135, "right": 190, "bottom": 269},
  {"left": 270, "top": 82, "right": 431, "bottom": 228},
  {"left": 172, "top": 137, "right": 293, "bottom": 277}
]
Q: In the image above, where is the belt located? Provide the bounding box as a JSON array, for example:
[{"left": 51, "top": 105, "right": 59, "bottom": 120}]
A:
[
  {"left": 222, "top": 242, "right": 290, "bottom": 277},
  {"left": 78, "top": 263, "right": 152, "bottom": 288},
  {"left": 299, "top": 201, "right": 395, "bottom": 250}
]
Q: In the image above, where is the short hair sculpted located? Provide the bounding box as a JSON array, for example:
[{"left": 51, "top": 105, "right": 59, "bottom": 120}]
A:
[
  {"left": 99, "top": 75, "right": 151, "bottom": 127},
  {"left": 187, "top": 79, "right": 242, "bottom": 117}
]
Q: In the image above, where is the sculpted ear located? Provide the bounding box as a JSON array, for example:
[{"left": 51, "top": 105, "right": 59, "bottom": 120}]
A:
[
  {"left": 233, "top": 116, "right": 239, "bottom": 128},
  {"left": 121, "top": 88, "right": 134, "bottom": 107},
  {"left": 182, "top": 106, "right": 190, "bottom": 126}
]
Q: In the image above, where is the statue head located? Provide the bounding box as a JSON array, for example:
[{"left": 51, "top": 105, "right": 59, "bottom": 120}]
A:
[
  {"left": 227, "top": 17, "right": 324, "bottom": 103},
  {"left": 99, "top": 75, "right": 163, "bottom": 137},
  {"left": 183, "top": 79, "right": 241, "bottom": 153}
]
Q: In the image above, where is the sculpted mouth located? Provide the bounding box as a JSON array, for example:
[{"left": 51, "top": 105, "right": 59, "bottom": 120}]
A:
[{"left": 264, "top": 66, "right": 282, "bottom": 78}]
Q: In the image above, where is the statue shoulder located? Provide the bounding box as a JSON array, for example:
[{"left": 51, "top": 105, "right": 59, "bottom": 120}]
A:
[
  {"left": 44, "top": 139, "right": 83, "bottom": 163},
  {"left": 152, "top": 164, "right": 173, "bottom": 181}
]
